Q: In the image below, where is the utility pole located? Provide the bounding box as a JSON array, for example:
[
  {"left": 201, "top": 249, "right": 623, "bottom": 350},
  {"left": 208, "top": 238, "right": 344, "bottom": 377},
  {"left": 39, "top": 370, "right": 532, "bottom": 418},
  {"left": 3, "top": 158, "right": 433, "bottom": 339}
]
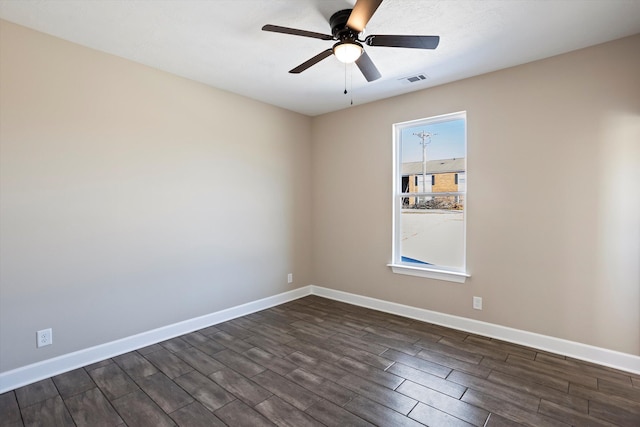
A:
[{"left": 413, "top": 131, "right": 436, "bottom": 195}]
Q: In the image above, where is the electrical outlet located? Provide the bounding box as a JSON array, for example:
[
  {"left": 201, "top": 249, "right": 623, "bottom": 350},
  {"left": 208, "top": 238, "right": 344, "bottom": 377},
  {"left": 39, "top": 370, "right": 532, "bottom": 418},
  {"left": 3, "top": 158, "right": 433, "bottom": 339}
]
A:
[
  {"left": 473, "top": 296, "right": 482, "bottom": 310},
  {"left": 37, "top": 328, "right": 52, "bottom": 348},
  {"left": 287, "top": 273, "right": 293, "bottom": 284}
]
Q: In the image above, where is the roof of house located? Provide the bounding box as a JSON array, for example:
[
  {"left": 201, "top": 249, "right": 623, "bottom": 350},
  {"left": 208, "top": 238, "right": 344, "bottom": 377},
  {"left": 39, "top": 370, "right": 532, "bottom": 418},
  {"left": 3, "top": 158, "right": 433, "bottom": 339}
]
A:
[{"left": 402, "top": 158, "right": 465, "bottom": 176}]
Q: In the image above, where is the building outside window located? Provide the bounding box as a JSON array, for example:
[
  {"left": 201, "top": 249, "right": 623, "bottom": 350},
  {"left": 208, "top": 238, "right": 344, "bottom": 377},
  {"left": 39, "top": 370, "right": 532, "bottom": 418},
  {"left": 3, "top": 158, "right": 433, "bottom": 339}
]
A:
[{"left": 390, "top": 111, "right": 469, "bottom": 283}]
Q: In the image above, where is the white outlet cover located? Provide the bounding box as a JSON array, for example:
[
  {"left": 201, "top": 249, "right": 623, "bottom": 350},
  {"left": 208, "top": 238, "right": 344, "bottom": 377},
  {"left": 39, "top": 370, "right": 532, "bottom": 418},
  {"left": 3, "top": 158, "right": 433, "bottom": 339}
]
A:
[
  {"left": 37, "top": 328, "right": 52, "bottom": 347},
  {"left": 473, "top": 297, "right": 483, "bottom": 310},
  {"left": 287, "top": 273, "right": 293, "bottom": 284}
]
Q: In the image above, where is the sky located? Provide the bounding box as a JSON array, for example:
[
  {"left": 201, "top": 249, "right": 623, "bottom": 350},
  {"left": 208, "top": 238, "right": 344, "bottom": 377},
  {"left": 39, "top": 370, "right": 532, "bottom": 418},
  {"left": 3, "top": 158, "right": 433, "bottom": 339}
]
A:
[{"left": 400, "top": 118, "right": 465, "bottom": 163}]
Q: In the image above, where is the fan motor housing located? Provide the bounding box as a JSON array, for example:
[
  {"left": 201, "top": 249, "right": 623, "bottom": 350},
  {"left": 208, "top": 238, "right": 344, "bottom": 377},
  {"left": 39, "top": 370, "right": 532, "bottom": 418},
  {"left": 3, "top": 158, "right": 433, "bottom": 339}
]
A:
[{"left": 330, "top": 9, "right": 359, "bottom": 40}]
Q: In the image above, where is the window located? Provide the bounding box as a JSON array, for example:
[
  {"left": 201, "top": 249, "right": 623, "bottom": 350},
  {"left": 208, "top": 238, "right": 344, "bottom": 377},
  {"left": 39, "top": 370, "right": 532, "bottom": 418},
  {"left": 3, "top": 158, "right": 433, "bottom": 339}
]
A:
[{"left": 389, "top": 111, "right": 469, "bottom": 283}]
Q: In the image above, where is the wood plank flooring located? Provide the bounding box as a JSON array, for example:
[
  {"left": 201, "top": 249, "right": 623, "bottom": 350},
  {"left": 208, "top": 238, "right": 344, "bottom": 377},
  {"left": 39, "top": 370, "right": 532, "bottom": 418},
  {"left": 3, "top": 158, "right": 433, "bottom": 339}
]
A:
[{"left": 1, "top": 295, "right": 639, "bottom": 426}]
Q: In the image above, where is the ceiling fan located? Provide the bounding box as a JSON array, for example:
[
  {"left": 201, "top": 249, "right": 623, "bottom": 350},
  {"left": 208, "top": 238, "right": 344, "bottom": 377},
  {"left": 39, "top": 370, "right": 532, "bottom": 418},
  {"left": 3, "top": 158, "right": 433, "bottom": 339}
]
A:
[{"left": 262, "top": 0, "right": 440, "bottom": 82}]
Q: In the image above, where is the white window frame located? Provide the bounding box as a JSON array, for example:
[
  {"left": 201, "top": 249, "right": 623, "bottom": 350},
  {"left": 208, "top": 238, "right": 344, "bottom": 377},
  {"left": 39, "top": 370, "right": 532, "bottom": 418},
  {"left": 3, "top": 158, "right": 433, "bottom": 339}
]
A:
[{"left": 388, "top": 111, "right": 470, "bottom": 283}]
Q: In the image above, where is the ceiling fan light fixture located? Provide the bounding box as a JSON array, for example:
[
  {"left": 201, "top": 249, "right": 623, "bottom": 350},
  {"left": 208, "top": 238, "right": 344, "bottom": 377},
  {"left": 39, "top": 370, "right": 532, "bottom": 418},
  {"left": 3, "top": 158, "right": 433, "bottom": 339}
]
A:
[
  {"left": 333, "top": 41, "right": 363, "bottom": 63},
  {"left": 262, "top": 0, "right": 440, "bottom": 81}
]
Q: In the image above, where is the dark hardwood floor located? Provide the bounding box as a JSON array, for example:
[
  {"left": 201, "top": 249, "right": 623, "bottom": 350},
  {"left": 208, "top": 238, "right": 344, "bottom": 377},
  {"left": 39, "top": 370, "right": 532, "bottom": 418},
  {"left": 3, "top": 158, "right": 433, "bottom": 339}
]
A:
[{"left": 1, "top": 295, "right": 639, "bottom": 426}]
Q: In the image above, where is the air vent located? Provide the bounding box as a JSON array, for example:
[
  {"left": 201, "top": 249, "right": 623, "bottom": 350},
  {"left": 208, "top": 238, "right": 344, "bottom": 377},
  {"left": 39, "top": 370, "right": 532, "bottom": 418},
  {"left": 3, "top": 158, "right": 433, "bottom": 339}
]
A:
[{"left": 398, "top": 74, "right": 429, "bottom": 85}]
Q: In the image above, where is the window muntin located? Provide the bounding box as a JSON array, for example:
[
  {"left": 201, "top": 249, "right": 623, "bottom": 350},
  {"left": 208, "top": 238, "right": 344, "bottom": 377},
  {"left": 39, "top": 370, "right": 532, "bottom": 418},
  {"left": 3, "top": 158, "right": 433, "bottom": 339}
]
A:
[{"left": 391, "top": 112, "right": 467, "bottom": 280}]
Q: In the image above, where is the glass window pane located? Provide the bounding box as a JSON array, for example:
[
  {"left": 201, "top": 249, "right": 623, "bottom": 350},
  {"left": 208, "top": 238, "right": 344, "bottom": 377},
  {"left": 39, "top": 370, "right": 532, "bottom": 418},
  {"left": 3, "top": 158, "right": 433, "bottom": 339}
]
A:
[
  {"left": 400, "top": 118, "right": 465, "bottom": 166},
  {"left": 400, "top": 196, "right": 465, "bottom": 270}
]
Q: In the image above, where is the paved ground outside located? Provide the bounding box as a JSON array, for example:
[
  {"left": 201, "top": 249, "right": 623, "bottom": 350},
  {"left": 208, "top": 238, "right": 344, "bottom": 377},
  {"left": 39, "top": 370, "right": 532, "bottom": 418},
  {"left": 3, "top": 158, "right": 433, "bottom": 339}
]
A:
[{"left": 401, "top": 209, "right": 464, "bottom": 269}]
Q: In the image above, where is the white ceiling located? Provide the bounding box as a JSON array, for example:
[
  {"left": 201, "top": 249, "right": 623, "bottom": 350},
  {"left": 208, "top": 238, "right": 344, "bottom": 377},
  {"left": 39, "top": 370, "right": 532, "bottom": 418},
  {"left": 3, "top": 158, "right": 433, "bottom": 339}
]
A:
[{"left": 1, "top": 0, "right": 639, "bottom": 116}]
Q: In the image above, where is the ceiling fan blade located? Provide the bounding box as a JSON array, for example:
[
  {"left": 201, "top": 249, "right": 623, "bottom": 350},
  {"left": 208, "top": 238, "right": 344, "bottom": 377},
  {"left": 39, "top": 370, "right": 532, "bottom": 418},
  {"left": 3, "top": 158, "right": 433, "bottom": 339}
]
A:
[
  {"left": 365, "top": 34, "right": 440, "bottom": 49},
  {"left": 355, "top": 50, "right": 381, "bottom": 82},
  {"left": 347, "top": 0, "right": 383, "bottom": 33},
  {"left": 289, "top": 49, "right": 334, "bottom": 74},
  {"left": 262, "top": 24, "right": 333, "bottom": 40}
]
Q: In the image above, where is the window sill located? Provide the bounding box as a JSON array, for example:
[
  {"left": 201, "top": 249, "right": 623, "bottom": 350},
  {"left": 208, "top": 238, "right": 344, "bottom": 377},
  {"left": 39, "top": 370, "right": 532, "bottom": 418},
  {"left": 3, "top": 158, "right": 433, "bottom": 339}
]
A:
[{"left": 387, "top": 264, "right": 470, "bottom": 283}]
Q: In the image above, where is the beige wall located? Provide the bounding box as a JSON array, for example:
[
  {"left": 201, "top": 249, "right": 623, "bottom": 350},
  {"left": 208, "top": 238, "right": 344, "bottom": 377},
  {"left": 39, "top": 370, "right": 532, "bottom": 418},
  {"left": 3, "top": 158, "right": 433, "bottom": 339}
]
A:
[
  {"left": 0, "top": 20, "right": 312, "bottom": 372},
  {"left": 311, "top": 35, "right": 640, "bottom": 356}
]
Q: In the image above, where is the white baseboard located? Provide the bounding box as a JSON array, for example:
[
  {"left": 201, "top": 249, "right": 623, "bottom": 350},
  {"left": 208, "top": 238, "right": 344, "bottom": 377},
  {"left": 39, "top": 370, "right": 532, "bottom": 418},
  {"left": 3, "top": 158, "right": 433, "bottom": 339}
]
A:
[
  {"left": 0, "top": 286, "right": 311, "bottom": 394},
  {"left": 2, "top": 284, "right": 638, "bottom": 393},
  {"left": 309, "top": 285, "right": 640, "bottom": 375}
]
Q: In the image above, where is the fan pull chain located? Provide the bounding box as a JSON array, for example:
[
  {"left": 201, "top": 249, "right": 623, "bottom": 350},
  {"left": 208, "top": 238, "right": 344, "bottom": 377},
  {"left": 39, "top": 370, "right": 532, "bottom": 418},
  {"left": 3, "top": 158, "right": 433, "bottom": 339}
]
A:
[
  {"left": 343, "top": 63, "right": 353, "bottom": 106},
  {"left": 344, "top": 63, "right": 348, "bottom": 95},
  {"left": 350, "top": 64, "right": 353, "bottom": 105}
]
